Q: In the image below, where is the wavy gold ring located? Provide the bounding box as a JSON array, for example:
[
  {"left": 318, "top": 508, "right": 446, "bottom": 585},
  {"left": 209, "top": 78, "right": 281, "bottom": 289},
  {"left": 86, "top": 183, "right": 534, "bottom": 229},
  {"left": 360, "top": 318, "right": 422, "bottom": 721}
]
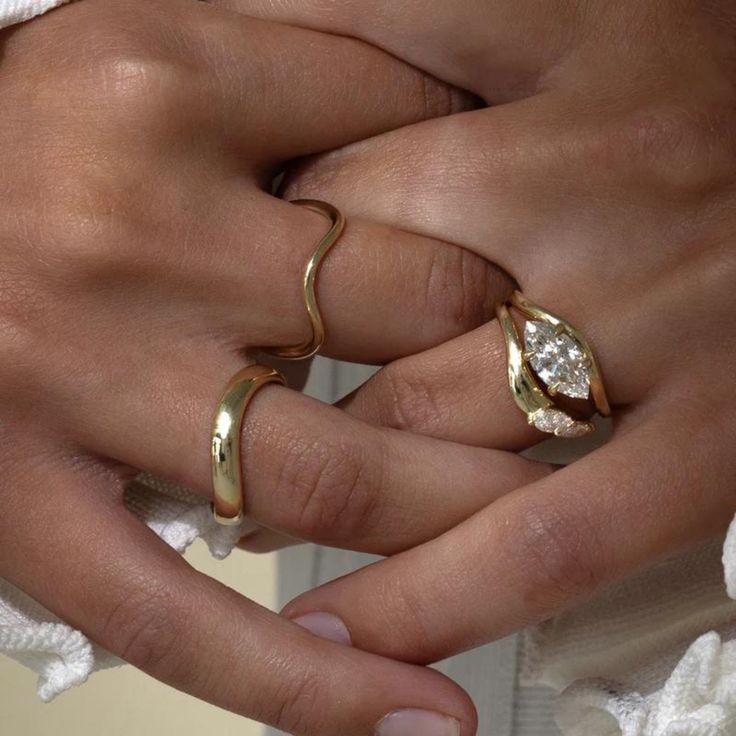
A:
[
  {"left": 211, "top": 364, "right": 285, "bottom": 525},
  {"left": 269, "top": 199, "right": 346, "bottom": 360},
  {"left": 498, "top": 291, "right": 610, "bottom": 438}
]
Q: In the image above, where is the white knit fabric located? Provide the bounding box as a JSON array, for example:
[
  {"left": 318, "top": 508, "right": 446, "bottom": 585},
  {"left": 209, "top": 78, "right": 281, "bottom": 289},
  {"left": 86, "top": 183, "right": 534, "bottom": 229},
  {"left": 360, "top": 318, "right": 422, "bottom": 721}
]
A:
[
  {"left": 555, "top": 632, "right": 736, "bottom": 736},
  {"left": 521, "top": 531, "right": 736, "bottom": 735},
  {"left": 519, "top": 429, "right": 736, "bottom": 735},
  {"left": 0, "top": 0, "right": 69, "bottom": 27}
]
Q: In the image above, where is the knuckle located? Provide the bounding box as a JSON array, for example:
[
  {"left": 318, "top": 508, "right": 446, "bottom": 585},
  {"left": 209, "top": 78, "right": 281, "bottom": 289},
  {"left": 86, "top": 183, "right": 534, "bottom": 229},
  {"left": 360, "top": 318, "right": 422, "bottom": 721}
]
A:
[
  {"left": 266, "top": 666, "right": 324, "bottom": 735},
  {"left": 34, "top": 186, "right": 138, "bottom": 281},
  {"left": 31, "top": 162, "right": 169, "bottom": 283},
  {"left": 83, "top": 50, "right": 194, "bottom": 127},
  {"left": 512, "top": 500, "right": 605, "bottom": 614},
  {"left": 40, "top": 9, "right": 198, "bottom": 133},
  {"left": 101, "top": 586, "right": 184, "bottom": 676},
  {"left": 371, "top": 575, "right": 437, "bottom": 660},
  {"left": 422, "top": 245, "right": 507, "bottom": 330},
  {"left": 0, "top": 272, "right": 45, "bottom": 352},
  {"left": 273, "top": 432, "right": 377, "bottom": 541},
  {"left": 595, "top": 99, "right": 736, "bottom": 196},
  {"left": 378, "top": 362, "right": 451, "bottom": 434},
  {"left": 11, "top": 2, "right": 202, "bottom": 136},
  {"left": 3, "top": 65, "right": 190, "bottom": 287}
]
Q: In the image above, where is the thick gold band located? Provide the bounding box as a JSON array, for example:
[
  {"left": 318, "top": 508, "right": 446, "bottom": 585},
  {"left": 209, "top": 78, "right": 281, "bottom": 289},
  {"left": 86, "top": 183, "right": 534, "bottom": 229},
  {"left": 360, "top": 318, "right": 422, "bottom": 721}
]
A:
[
  {"left": 269, "top": 199, "right": 346, "bottom": 360},
  {"left": 211, "top": 364, "right": 285, "bottom": 525},
  {"left": 498, "top": 291, "right": 610, "bottom": 438}
]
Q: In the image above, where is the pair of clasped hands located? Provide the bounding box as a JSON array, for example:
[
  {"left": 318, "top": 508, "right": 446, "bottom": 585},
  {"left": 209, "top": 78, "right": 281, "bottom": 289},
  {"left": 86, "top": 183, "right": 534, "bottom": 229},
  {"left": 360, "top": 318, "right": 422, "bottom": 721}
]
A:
[{"left": 1, "top": 0, "right": 735, "bottom": 733}]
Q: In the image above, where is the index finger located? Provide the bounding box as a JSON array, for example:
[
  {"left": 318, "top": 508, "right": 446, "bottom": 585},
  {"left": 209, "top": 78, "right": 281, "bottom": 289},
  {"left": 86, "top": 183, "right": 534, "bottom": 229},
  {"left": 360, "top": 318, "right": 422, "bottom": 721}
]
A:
[{"left": 0, "top": 454, "right": 477, "bottom": 736}]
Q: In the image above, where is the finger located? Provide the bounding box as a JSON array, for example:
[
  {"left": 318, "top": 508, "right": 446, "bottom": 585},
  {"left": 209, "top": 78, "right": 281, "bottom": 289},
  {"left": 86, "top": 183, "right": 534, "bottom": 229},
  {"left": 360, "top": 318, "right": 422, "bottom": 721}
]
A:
[
  {"left": 278, "top": 104, "right": 560, "bottom": 281},
  {"left": 277, "top": 100, "right": 671, "bottom": 401},
  {"left": 277, "top": 398, "right": 734, "bottom": 664},
  {"left": 221, "top": 0, "right": 583, "bottom": 102},
  {"left": 183, "top": 1, "right": 474, "bottom": 163},
  {"left": 67, "top": 346, "right": 552, "bottom": 555},
  {"left": 0, "top": 454, "right": 477, "bottom": 735},
  {"left": 338, "top": 322, "right": 539, "bottom": 450},
  {"left": 279, "top": 95, "right": 668, "bottom": 305},
  {"left": 197, "top": 191, "right": 510, "bottom": 363},
  {"left": 24, "top": 0, "right": 471, "bottom": 166},
  {"left": 238, "top": 527, "right": 301, "bottom": 553}
]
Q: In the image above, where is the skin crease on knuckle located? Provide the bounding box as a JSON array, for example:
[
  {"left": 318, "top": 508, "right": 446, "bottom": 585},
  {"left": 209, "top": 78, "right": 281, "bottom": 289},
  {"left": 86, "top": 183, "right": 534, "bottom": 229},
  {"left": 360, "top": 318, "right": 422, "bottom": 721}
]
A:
[
  {"left": 267, "top": 425, "right": 380, "bottom": 544},
  {"left": 378, "top": 361, "right": 454, "bottom": 435},
  {"left": 422, "top": 243, "right": 511, "bottom": 335},
  {"left": 265, "top": 670, "right": 324, "bottom": 736},
  {"left": 510, "top": 498, "right": 608, "bottom": 617},
  {"left": 99, "top": 581, "right": 189, "bottom": 678}
]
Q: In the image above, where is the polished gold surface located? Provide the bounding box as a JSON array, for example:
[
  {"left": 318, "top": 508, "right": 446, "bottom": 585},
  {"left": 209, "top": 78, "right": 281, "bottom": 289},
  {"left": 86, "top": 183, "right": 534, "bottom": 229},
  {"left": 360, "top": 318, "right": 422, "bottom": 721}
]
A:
[
  {"left": 269, "top": 199, "right": 346, "bottom": 360},
  {"left": 211, "top": 365, "right": 284, "bottom": 525},
  {"left": 498, "top": 291, "right": 609, "bottom": 438}
]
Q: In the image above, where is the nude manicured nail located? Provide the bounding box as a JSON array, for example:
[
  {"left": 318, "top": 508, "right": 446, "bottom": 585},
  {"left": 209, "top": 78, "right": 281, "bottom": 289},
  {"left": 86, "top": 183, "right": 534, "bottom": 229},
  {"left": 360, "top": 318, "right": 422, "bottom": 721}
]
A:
[
  {"left": 291, "top": 612, "right": 352, "bottom": 645},
  {"left": 376, "top": 709, "right": 461, "bottom": 736}
]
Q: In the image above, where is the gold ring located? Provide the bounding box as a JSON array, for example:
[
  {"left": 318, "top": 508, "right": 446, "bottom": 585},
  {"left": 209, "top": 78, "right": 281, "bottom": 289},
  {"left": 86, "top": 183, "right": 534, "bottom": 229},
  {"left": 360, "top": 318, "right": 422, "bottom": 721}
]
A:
[
  {"left": 269, "top": 199, "right": 346, "bottom": 360},
  {"left": 497, "top": 290, "right": 610, "bottom": 438},
  {"left": 211, "top": 364, "right": 285, "bottom": 525}
]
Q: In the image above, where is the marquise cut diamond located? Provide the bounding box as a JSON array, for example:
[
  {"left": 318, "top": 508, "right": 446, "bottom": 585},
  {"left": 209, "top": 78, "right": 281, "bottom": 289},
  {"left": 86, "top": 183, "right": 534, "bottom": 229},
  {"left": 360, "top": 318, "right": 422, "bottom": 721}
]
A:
[{"left": 524, "top": 321, "right": 590, "bottom": 400}]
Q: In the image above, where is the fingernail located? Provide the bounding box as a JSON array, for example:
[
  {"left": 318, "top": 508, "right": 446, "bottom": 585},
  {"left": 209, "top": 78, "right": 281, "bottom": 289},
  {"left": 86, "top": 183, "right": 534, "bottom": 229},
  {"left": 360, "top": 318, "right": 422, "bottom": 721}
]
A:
[
  {"left": 291, "top": 612, "right": 352, "bottom": 646},
  {"left": 376, "top": 709, "right": 461, "bottom": 736}
]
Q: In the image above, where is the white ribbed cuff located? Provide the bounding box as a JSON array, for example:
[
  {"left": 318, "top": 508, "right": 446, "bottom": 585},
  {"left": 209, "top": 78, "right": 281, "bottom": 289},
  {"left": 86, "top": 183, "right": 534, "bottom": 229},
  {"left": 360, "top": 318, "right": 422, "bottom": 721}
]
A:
[{"left": 0, "top": 0, "right": 72, "bottom": 29}]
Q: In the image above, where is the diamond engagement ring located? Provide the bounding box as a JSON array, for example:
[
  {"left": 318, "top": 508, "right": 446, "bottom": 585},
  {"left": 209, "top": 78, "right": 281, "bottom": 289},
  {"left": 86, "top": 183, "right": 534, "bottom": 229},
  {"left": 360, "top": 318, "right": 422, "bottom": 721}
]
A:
[{"left": 497, "top": 291, "right": 610, "bottom": 438}]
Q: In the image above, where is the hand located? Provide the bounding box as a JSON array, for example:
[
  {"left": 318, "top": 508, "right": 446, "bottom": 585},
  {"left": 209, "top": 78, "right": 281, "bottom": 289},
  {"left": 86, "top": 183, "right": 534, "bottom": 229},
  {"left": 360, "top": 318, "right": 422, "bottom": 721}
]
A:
[
  {"left": 0, "top": 1, "right": 549, "bottom": 732},
  {"left": 242, "top": 0, "right": 736, "bottom": 671}
]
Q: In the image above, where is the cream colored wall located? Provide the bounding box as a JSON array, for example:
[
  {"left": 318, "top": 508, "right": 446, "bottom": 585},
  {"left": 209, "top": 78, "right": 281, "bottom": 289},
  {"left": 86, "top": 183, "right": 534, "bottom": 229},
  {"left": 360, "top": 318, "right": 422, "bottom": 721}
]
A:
[{"left": 0, "top": 540, "right": 275, "bottom": 736}]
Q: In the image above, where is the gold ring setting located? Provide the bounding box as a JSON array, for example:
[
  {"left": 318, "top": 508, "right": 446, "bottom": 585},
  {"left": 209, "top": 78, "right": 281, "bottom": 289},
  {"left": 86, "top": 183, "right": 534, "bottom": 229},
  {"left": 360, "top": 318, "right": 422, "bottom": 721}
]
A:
[
  {"left": 269, "top": 199, "right": 346, "bottom": 361},
  {"left": 211, "top": 199, "right": 345, "bottom": 526},
  {"left": 211, "top": 365, "right": 285, "bottom": 525},
  {"left": 498, "top": 291, "right": 610, "bottom": 438}
]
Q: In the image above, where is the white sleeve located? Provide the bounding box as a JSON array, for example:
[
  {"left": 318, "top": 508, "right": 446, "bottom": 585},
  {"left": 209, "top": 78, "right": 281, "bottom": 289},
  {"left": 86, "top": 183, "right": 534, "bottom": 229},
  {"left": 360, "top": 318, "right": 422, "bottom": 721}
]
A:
[
  {"left": 518, "top": 428, "right": 736, "bottom": 736},
  {"left": 0, "top": 0, "right": 72, "bottom": 29},
  {"left": 520, "top": 519, "right": 736, "bottom": 736}
]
